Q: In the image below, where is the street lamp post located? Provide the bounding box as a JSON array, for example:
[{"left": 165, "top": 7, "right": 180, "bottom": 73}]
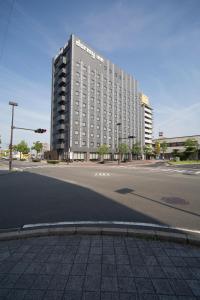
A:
[
  {"left": 9, "top": 101, "right": 18, "bottom": 171},
  {"left": 117, "top": 122, "right": 121, "bottom": 165}
]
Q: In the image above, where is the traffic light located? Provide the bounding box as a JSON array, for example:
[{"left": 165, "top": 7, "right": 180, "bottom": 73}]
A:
[{"left": 34, "top": 128, "right": 47, "bottom": 133}]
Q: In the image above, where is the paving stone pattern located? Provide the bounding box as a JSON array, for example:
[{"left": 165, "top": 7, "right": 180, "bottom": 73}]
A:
[{"left": 0, "top": 235, "right": 200, "bottom": 299}]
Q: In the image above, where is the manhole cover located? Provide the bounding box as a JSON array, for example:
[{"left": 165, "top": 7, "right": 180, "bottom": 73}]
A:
[{"left": 161, "top": 197, "right": 189, "bottom": 205}]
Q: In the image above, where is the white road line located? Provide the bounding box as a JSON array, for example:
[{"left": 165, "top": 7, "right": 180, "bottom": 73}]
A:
[{"left": 22, "top": 221, "right": 200, "bottom": 234}]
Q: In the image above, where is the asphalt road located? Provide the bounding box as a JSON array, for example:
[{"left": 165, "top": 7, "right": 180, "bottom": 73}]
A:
[{"left": 0, "top": 162, "right": 200, "bottom": 231}]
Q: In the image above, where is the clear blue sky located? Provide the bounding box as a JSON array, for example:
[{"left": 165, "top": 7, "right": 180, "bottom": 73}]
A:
[{"left": 0, "top": 0, "right": 200, "bottom": 148}]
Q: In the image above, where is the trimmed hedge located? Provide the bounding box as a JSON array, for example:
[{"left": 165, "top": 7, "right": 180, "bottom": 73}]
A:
[
  {"left": 47, "top": 160, "right": 60, "bottom": 164},
  {"left": 32, "top": 158, "right": 41, "bottom": 162}
]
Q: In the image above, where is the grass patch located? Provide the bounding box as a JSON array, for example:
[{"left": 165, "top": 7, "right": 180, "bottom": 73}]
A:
[{"left": 168, "top": 160, "right": 200, "bottom": 165}]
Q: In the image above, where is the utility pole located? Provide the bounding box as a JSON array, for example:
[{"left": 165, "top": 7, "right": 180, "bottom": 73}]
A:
[
  {"left": 117, "top": 122, "right": 122, "bottom": 165},
  {"left": 9, "top": 101, "right": 18, "bottom": 171}
]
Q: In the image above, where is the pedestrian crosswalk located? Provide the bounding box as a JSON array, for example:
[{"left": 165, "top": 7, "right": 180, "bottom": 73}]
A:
[
  {"left": 111, "top": 165, "right": 200, "bottom": 175},
  {"left": 12, "top": 163, "right": 200, "bottom": 176}
]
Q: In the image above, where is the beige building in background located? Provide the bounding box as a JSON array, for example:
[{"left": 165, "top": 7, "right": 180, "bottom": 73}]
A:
[
  {"left": 139, "top": 93, "right": 153, "bottom": 146},
  {"left": 153, "top": 135, "right": 200, "bottom": 159}
]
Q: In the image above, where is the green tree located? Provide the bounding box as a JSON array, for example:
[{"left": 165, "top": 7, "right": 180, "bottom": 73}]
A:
[
  {"left": 172, "top": 149, "right": 180, "bottom": 160},
  {"left": 16, "top": 140, "right": 30, "bottom": 159},
  {"left": 119, "top": 143, "right": 129, "bottom": 162},
  {"left": 143, "top": 145, "right": 153, "bottom": 159},
  {"left": 160, "top": 141, "right": 168, "bottom": 159},
  {"left": 32, "top": 141, "right": 43, "bottom": 157},
  {"left": 154, "top": 141, "right": 160, "bottom": 157},
  {"left": 97, "top": 144, "right": 109, "bottom": 162},
  {"left": 184, "top": 138, "right": 198, "bottom": 160},
  {"left": 132, "top": 143, "right": 142, "bottom": 160}
]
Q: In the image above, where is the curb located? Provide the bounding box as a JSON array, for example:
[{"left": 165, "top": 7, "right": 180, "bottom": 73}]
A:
[{"left": 0, "top": 226, "right": 199, "bottom": 246}]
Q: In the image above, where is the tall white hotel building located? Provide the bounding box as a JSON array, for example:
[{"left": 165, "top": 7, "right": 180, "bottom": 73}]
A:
[{"left": 51, "top": 34, "right": 153, "bottom": 160}]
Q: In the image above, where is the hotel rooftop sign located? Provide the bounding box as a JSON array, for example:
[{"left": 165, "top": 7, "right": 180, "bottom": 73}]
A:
[{"left": 75, "top": 39, "right": 104, "bottom": 63}]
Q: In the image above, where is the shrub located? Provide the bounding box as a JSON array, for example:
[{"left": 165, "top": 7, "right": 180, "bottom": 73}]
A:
[
  {"left": 32, "top": 158, "right": 41, "bottom": 162},
  {"left": 47, "top": 160, "right": 60, "bottom": 164}
]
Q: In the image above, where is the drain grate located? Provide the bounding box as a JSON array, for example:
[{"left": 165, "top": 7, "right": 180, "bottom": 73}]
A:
[{"left": 161, "top": 196, "right": 189, "bottom": 205}]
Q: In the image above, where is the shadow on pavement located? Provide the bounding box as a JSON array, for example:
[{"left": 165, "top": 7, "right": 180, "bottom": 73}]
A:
[
  {"left": 115, "top": 188, "right": 200, "bottom": 218},
  {"left": 0, "top": 171, "right": 165, "bottom": 230}
]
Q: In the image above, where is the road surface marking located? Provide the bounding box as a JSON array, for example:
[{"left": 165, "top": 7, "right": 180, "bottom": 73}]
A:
[{"left": 95, "top": 173, "right": 111, "bottom": 176}]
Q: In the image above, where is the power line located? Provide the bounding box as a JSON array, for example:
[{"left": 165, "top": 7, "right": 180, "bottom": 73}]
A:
[{"left": 0, "top": 0, "right": 16, "bottom": 65}]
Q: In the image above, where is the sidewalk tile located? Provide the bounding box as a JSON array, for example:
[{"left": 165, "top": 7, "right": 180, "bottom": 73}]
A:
[
  {"left": 15, "top": 274, "right": 37, "bottom": 289},
  {"left": 88, "top": 254, "right": 101, "bottom": 264},
  {"left": 162, "top": 267, "right": 181, "bottom": 279},
  {"left": 39, "top": 263, "right": 58, "bottom": 275},
  {"left": 103, "top": 255, "right": 115, "bottom": 264},
  {"left": 83, "top": 291, "right": 100, "bottom": 300},
  {"left": 101, "top": 292, "right": 119, "bottom": 299},
  {"left": 86, "top": 263, "right": 101, "bottom": 276},
  {"left": 24, "top": 262, "right": 43, "bottom": 274},
  {"left": 84, "top": 275, "right": 101, "bottom": 291},
  {"left": 132, "top": 266, "right": 149, "bottom": 278},
  {"left": 117, "top": 264, "right": 133, "bottom": 277},
  {"left": 71, "top": 263, "right": 87, "bottom": 275},
  {"left": 186, "top": 280, "right": 200, "bottom": 296},
  {"left": 135, "top": 278, "right": 155, "bottom": 294},
  {"left": 23, "top": 289, "right": 45, "bottom": 299},
  {"left": 176, "top": 267, "right": 196, "bottom": 279},
  {"left": 102, "top": 264, "right": 117, "bottom": 276},
  {"left": 6, "top": 289, "right": 27, "bottom": 300},
  {"left": 118, "top": 277, "right": 136, "bottom": 292},
  {"left": 62, "top": 290, "right": 82, "bottom": 299},
  {"left": 169, "top": 279, "right": 193, "bottom": 296},
  {"left": 55, "top": 263, "right": 72, "bottom": 276},
  {"left": 48, "top": 274, "right": 68, "bottom": 290},
  {"left": 31, "top": 274, "right": 52, "bottom": 290},
  {"left": 152, "top": 279, "right": 174, "bottom": 295},
  {"left": 43, "top": 290, "right": 63, "bottom": 299},
  {"left": 65, "top": 275, "right": 84, "bottom": 291},
  {"left": 147, "top": 266, "right": 166, "bottom": 278},
  {"left": 119, "top": 292, "right": 139, "bottom": 299},
  {"left": 9, "top": 261, "right": 30, "bottom": 274},
  {"left": 116, "top": 255, "right": 129, "bottom": 265},
  {"left": 101, "top": 276, "right": 118, "bottom": 292}
]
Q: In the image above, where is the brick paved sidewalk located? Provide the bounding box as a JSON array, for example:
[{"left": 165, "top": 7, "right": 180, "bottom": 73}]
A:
[{"left": 0, "top": 235, "right": 200, "bottom": 299}]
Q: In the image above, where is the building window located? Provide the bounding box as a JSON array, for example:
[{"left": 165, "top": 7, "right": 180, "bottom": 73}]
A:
[
  {"left": 97, "top": 134, "right": 100, "bottom": 138},
  {"left": 82, "top": 141, "right": 86, "bottom": 146},
  {"left": 76, "top": 81, "right": 80, "bottom": 86},
  {"left": 82, "top": 122, "right": 86, "bottom": 127},
  {"left": 75, "top": 120, "right": 79, "bottom": 125},
  {"left": 82, "top": 132, "right": 86, "bottom": 136},
  {"left": 75, "top": 111, "right": 79, "bottom": 115},
  {"left": 76, "top": 62, "right": 80, "bottom": 67},
  {"left": 91, "top": 124, "right": 94, "bottom": 128},
  {"left": 83, "top": 103, "right": 86, "bottom": 108},
  {"left": 74, "top": 141, "right": 79, "bottom": 145},
  {"left": 75, "top": 130, "right": 79, "bottom": 135},
  {"left": 82, "top": 112, "right": 86, "bottom": 117},
  {"left": 75, "top": 91, "right": 79, "bottom": 96},
  {"left": 91, "top": 133, "right": 94, "bottom": 137}
]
